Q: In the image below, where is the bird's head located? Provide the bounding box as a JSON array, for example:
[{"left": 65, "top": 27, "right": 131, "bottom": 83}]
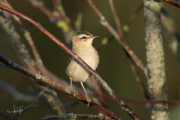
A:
[{"left": 72, "top": 31, "right": 98, "bottom": 46}]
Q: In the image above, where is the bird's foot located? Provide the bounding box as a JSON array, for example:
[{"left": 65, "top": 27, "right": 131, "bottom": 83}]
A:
[
  {"left": 66, "top": 85, "right": 76, "bottom": 97},
  {"left": 86, "top": 95, "right": 91, "bottom": 107}
]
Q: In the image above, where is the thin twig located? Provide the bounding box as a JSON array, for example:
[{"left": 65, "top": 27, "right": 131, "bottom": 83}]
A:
[
  {"left": 0, "top": 54, "right": 123, "bottom": 120},
  {"left": 96, "top": 36, "right": 114, "bottom": 51},
  {"left": 75, "top": 13, "right": 83, "bottom": 32},
  {"left": 9, "top": 89, "right": 45, "bottom": 120},
  {"left": 52, "top": 0, "right": 58, "bottom": 11},
  {"left": 0, "top": 112, "right": 19, "bottom": 120},
  {"left": 61, "top": 101, "right": 78, "bottom": 108},
  {"left": 87, "top": 0, "right": 145, "bottom": 71},
  {"left": 28, "top": 0, "right": 73, "bottom": 46},
  {"left": 125, "top": 3, "right": 143, "bottom": 27},
  {"left": 161, "top": 8, "right": 180, "bottom": 63},
  {"left": 97, "top": 94, "right": 180, "bottom": 106},
  {"left": 40, "top": 113, "right": 112, "bottom": 120},
  {"left": 0, "top": 4, "right": 140, "bottom": 119},
  {"left": 108, "top": 0, "right": 149, "bottom": 99},
  {"left": 162, "top": 0, "right": 180, "bottom": 8},
  {"left": 86, "top": 76, "right": 107, "bottom": 108},
  {"left": 109, "top": 0, "right": 123, "bottom": 39},
  {"left": 0, "top": 78, "right": 34, "bottom": 102}
]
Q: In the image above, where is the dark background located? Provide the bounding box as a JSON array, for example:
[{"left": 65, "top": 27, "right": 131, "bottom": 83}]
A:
[{"left": 0, "top": 0, "right": 180, "bottom": 120}]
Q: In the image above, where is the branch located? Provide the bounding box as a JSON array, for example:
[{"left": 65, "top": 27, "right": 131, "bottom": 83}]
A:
[
  {"left": 9, "top": 89, "right": 45, "bottom": 120},
  {"left": 124, "top": 3, "right": 143, "bottom": 28},
  {"left": 144, "top": 1, "right": 169, "bottom": 119},
  {"left": 40, "top": 113, "right": 112, "bottom": 120},
  {"left": 0, "top": 112, "right": 19, "bottom": 120},
  {"left": 87, "top": 0, "right": 145, "bottom": 71},
  {"left": 0, "top": 54, "right": 123, "bottom": 120},
  {"left": 162, "top": 0, "right": 180, "bottom": 8},
  {"left": 28, "top": 0, "right": 106, "bottom": 107},
  {"left": 161, "top": 8, "right": 180, "bottom": 63},
  {"left": 108, "top": 0, "right": 149, "bottom": 99},
  {"left": 99, "top": 94, "right": 180, "bottom": 106},
  {"left": 0, "top": 78, "right": 34, "bottom": 102},
  {"left": 28, "top": 0, "right": 73, "bottom": 46},
  {"left": 96, "top": 36, "right": 114, "bottom": 51},
  {"left": 0, "top": 4, "right": 140, "bottom": 120},
  {"left": 75, "top": 13, "right": 83, "bottom": 32}
]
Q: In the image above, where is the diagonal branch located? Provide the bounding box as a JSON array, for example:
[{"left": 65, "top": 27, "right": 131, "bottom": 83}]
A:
[
  {"left": 28, "top": 0, "right": 73, "bottom": 46},
  {"left": 86, "top": 0, "right": 145, "bottom": 71},
  {"left": 0, "top": 4, "right": 140, "bottom": 119},
  {"left": 28, "top": 0, "right": 106, "bottom": 107},
  {"left": 0, "top": 54, "right": 123, "bottom": 120},
  {"left": 162, "top": 0, "right": 180, "bottom": 8},
  {"left": 109, "top": 0, "right": 149, "bottom": 99}
]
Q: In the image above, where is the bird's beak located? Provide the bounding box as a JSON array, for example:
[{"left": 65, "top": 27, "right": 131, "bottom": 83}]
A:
[{"left": 92, "top": 35, "right": 99, "bottom": 38}]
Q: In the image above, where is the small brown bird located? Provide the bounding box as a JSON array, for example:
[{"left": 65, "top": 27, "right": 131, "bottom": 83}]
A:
[{"left": 66, "top": 31, "right": 99, "bottom": 103}]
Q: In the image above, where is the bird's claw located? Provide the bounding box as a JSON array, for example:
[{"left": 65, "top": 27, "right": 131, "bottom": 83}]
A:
[{"left": 86, "top": 95, "right": 91, "bottom": 107}]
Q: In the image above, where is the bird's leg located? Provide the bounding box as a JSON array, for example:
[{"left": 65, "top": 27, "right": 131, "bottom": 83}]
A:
[
  {"left": 80, "top": 82, "right": 91, "bottom": 106},
  {"left": 67, "top": 78, "right": 75, "bottom": 97},
  {"left": 70, "top": 78, "right": 73, "bottom": 86}
]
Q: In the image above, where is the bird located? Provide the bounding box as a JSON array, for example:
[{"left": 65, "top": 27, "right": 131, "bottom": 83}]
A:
[{"left": 66, "top": 31, "right": 99, "bottom": 104}]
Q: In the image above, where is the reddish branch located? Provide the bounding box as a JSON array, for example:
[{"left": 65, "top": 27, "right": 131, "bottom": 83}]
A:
[
  {"left": 162, "top": 0, "right": 180, "bottom": 8},
  {"left": 100, "top": 94, "right": 180, "bottom": 106},
  {"left": 0, "top": 4, "right": 140, "bottom": 120},
  {"left": 0, "top": 54, "right": 123, "bottom": 120}
]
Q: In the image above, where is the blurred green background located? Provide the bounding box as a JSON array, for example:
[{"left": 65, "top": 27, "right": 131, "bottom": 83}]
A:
[{"left": 0, "top": 0, "right": 180, "bottom": 120}]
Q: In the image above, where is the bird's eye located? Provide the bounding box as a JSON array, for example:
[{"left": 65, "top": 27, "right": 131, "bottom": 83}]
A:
[{"left": 82, "top": 36, "right": 86, "bottom": 39}]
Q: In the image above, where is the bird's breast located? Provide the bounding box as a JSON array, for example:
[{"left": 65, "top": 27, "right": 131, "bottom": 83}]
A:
[{"left": 74, "top": 46, "right": 99, "bottom": 70}]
